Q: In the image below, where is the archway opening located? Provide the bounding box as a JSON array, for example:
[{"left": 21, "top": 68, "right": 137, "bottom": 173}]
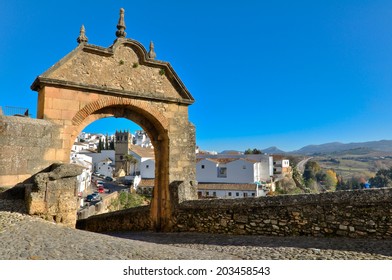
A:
[{"left": 71, "top": 105, "right": 170, "bottom": 230}]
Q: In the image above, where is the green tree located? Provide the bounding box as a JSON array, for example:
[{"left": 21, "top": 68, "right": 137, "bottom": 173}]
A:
[
  {"left": 108, "top": 192, "right": 147, "bottom": 211},
  {"left": 105, "top": 133, "right": 109, "bottom": 150},
  {"left": 291, "top": 165, "right": 309, "bottom": 193},
  {"left": 123, "top": 154, "right": 138, "bottom": 176},
  {"left": 336, "top": 175, "right": 348, "bottom": 191},
  {"left": 303, "top": 161, "right": 321, "bottom": 182},
  {"left": 369, "top": 167, "right": 392, "bottom": 188},
  {"left": 244, "top": 148, "right": 262, "bottom": 154},
  {"left": 97, "top": 138, "right": 104, "bottom": 153},
  {"left": 316, "top": 169, "right": 338, "bottom": 191}
]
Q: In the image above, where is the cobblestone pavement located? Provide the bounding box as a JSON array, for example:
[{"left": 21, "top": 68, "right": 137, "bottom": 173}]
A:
[{"left": 1, "top": 199, "right": 392, "bottom": 260}]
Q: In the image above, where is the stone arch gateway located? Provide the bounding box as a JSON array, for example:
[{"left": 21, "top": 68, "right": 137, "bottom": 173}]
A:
[{"left": 30, "top": 9, "right": 197, "bottom": 230}]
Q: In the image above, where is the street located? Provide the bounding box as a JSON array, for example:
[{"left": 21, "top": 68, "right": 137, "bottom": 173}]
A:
[{"left": 296, "top": 157, "right": 312, "bottom": 174}]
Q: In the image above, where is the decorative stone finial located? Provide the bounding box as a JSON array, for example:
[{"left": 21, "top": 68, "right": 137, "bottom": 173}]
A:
[
  {"left": 116, "top": 8, "right": 127, "bottom": 38},
  {"left": 148, "top": 41, "right": 157, "bottom": 59},
  {"left": 77, "top": 25, "right": 88, "bottom": 44}
]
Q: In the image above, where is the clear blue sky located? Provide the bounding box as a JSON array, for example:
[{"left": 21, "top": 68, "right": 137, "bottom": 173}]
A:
[{"left": 1, "top": 0, "right": 392, "bottom": 152}]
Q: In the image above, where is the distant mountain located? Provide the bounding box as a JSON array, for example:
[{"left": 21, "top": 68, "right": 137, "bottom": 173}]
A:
[
  {"left": 219, "top": 150, "right": 242, "bottom": 155},
  {"left": 262, "top": 146, "right": 287, "bottom": 154},
  {"left": 291, "top": 140, "right": 392, "bottom": 155}
]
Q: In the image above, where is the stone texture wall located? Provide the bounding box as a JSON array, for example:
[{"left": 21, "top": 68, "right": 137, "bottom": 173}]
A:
[
  {"left": 77, "top": 188, "right": 392, "bottom": 239},
  {"left": 173, "top": 188, "right": 392, "bottom": 238},
  {"left": 0, "top": 116, "right": 62, "bottom": 187},
  {"left": 76, "top": 205, "right": 152, "bottom": 232},
  {"left": 25, "top": 163, "right": 84, "bottom": 228}
]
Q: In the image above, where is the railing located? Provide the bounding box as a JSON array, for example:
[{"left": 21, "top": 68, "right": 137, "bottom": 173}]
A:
[{"left": 0, "top": 106, "right": 31, "bottom": 117}]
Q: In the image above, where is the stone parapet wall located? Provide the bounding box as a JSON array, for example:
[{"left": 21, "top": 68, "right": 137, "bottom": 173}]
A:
[
  {"left": 0, "top": 116, "right": 62, "bottom": 187},
  {"left": 172, "top": 188, "right": 392, "bottom": 238},
  {"left": 76, "top": 188, "right": 392, "bottom": 239},
  {"left": 76, "top": 205, "right": 152, "bottom": 232}
]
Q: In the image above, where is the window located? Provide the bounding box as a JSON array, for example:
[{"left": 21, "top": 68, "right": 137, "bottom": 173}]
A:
[
  {"left": 146, "top": 165, "right": 149, "bottom": 169},
  {"left": 206, "top": 191, "right": 209, "bottom": 196},
  {"left": 218, "top": 167, "right": 227, "bottom": 178},
  {"left": 242, "top": 165, "right": 246, "bottom": 169},
  {"left": 228, "top": 192, "right": 232, "bottom": 197},
  {"left": 213, "top": 192, "right": 216, "bottom": 197},
  {"left": 252, "top": 193, "right": 255, "bottom": 197},
  {"left": 236, "top": 192, "right": 239, "bottom": 197},
  {"left": 201, "top": 165, "right": 205, "bottom": 169},
  {"left": 243, "top": 193, "right": 248, "bottom": 197}
]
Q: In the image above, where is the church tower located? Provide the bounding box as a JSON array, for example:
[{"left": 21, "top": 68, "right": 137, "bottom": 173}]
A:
[{"left": 115, "top": 130, "right": 132, "bottom": 174}]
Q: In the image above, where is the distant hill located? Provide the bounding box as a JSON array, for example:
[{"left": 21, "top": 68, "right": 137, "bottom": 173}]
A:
[
  {"left": 291, "top": 140, "right": 392, "bottom": 155},
  {"left": 262, "top": 146, "right": 287, "bottom": 154},
  {"left": 219, "top": 150, "right": 242, "bottom": 155}
]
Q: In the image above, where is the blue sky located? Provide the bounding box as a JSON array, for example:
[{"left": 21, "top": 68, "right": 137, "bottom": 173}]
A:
[{"left": 1, "top": 1, "right": 392, "bottom": 152}]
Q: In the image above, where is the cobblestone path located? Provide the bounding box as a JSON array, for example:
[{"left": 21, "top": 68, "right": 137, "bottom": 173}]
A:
[{"left": 1, "top": 199, "right": 392, "bottom": 260}]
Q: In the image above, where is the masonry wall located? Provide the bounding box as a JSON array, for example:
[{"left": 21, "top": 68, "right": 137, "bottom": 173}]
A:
[
  {"left": 173, "top": 188, "right": 392, "bottom": 239},
  {"left": 76, "top": 205, "right": 152, "bottom": 232},
  {"left": 0, "top": 116, "right": 62, "bottom": 187},
  {"left": 77, "top": 188, "right": 392, "bottom": 239}
]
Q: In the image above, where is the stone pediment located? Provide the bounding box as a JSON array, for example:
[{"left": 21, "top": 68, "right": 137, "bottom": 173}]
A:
[{"left": 31, "top": 38, "right": 194, "bottom": 105}]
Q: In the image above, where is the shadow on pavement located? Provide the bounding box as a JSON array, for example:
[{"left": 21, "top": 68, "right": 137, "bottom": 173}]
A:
[{"left": 105, "top": 231, "right": 392, "bottom": 257}]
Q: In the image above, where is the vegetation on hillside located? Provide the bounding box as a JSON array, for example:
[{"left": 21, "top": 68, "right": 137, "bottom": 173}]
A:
[
  {"left": 108, "top": 191, "right": 149, "bottom": 211},
  {"left": 368, "top": 167, "right": 392, "bottom": 188},
  {"left": 244, "top": 148, "right": 262, "bottom": 154},
  {"left": 302, "top": 160, "right": 338, "bottom": 192}
]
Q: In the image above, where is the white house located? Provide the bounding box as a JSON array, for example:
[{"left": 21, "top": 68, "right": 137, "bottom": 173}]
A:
[
  {"left": 128, "top": 145, "right": 155, "bottom": 179},
  {"left": 133, "top": 130, "right": 153, "bottom": 148},
  {"left": 70, "top": 154, "right": 93, "bottom": 199},
  {"left": 96, "top": 158, "right": 115, "bottom": 178},
  {"left": 272, "top": 155, "right": 291, "bottom": 178},
  {"left": 197, "top": 183, "right": 271, "bottom": 199},
  {"left": 195, "top": 153, "right": 277, "bottom": 198},
  {"left": 80, "top": 150, "right": 115, "bottom": 173},
  {"left": 71, "top": 142, "right": 89, "bottom": 153},
  {"left": 196, "top": 157, "right": 273, "bottom": 184}
]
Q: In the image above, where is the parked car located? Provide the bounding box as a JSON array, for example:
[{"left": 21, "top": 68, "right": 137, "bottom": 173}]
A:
[
  {"left": 90, "top": 193, "right": 101, "bottom": 201},
  {"left": 98, "top": 186, "right": 105, "bottom": 193},
  {"left": 105, "top": 176, "right": 114, "bottom": 182},
  {"left": 85, "top": 194, "right": 95, "bottom": 202}
]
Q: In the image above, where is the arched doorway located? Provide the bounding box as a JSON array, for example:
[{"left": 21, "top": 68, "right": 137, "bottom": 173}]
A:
[{"left": 31, "top": 9, "right": 197, "bottom": 230}]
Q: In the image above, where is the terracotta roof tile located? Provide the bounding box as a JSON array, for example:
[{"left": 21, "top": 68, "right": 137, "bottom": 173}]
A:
[
  {"left": 138, "top": 179, "right": 155, "bottom": 187},
  {"left": 129, "top": 145, "right": 155, "bottom": 158}
]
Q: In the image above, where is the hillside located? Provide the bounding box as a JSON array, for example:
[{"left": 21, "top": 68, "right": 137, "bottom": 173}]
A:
[
  {"left": 291, "top": 140, "right": 392, "bottom": 155},
  {"left": 262, "top": 146, "right": 286, "bottom": 154}
]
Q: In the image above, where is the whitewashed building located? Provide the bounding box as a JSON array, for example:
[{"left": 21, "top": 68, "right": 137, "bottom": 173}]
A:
[
  {"left": 96, "top": 158, "right": 115, "bottom": 178},
  {"left": 196, "top": 156, "right": 273, "bottom": 184},
  {"left": 128, "top": 145, "right": 155, "bottom": 179},
  {"left": 133, "top": 130, "right": 152, "bottom": 148},
  {"left": 70, "top": 154, "right": 93, "bottom": 196},
  {"left": 71, "top": 142, "right": 89, "bottom": 153},
  {"left": 197, "top": 183, "right": 271, "bottom": 199},
  {"left": 77, "top": 150, "right": 115, "bottom": 174},
  {"left": 195, "top": 153, "right": 277, "bottom": 198}
]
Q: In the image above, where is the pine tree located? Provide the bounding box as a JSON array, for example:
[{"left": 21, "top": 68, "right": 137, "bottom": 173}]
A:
[
  {"left": 97, "top": 139, "right": 103, "bottom": 152},
  {"left": 105, "top": 134, "right": 109, "bottom": 150}
]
